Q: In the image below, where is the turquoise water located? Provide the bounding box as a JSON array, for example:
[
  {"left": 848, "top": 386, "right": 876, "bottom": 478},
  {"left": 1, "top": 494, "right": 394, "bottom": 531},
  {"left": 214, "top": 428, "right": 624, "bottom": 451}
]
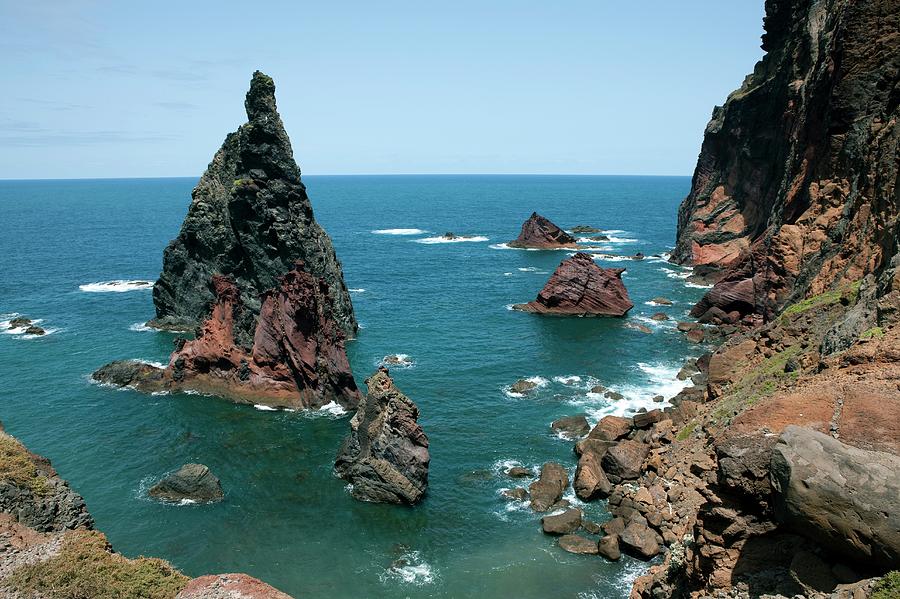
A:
[{"left": 0, "top": 175, "right": 706, "bottom": 598}]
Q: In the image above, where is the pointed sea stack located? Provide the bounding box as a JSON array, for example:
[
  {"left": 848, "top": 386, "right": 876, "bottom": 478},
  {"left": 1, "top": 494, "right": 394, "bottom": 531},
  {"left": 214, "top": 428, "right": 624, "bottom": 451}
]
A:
[
  {"left": 508, "top": 212, "right": 577, "bottom": 249},
  {"left": 334, "top": 368, "right": 429, "bottom": 505},
  {"left": 149, "top": 71, "right": 357, "bottom": 342},
  {"left": 513, "top": 252, "right": 633, "bottom": 316},
  {"left": 93, "top": 262, "right": 361, "bottom": 410}
]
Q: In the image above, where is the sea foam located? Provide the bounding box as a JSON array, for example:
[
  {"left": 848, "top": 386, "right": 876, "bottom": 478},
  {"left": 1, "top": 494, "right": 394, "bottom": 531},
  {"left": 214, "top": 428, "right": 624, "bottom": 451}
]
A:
[
  {"left": 372, "top": 228, "right": 428, "bottom": 235},
  {"left": 380, "top": 550, "right": 437, "bottom": 586},
  {"left": 79, "top": 280, "right": 153, "bottom": 293},
  {"left": 414, "top": 235, "right": 488, "bottom": 244}
]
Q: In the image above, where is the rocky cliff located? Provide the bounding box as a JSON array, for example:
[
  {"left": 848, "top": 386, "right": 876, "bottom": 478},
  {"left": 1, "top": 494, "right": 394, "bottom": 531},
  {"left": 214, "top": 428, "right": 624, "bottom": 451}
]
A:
[
  {"left": 334, "top": 368, "right": 429, "bottom": 505},
  {"left": 0, "top": 428, "right": 293, "bottom": 598},
  {"left": 150, "top": 71, "right": 357, "bottom": 343},
  {"left": 94, "top": 262, "right": 361, "bottom": 410},
  {"left": 513, "top": 252, "right": 633, "bottom": 316},
  {"left": 673, "top": 0, "right": 899, "bottom": 322}
]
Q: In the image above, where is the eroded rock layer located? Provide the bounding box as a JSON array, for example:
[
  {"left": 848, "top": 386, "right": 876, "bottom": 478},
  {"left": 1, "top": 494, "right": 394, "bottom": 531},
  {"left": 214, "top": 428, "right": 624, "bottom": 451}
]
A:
[
  {"left": 94, "top": 262, "right": 361, "bottom": 410},
  {"left": 513, "top": 252, "right": 633, "bottom": 316},
  {"left": 150, "top": 71, "right": 357, "bottom": 342},
  {"left": 334, "top": 368, "right": 429, "bottom": 505},
  {"left": 673, "top": 0, "right": 900, "bottom": 320}
]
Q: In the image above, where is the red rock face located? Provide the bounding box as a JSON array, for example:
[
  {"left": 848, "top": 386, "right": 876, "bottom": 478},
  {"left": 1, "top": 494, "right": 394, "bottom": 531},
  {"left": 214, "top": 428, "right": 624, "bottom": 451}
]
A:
[
  {"left": 177, "top": 573, "right": 294, "bottom": 599},
  {"left": 168, "top": 262, "right": 360, "bottom": 410},
  {"left": 514, "top": 252, "right": 633, "bottom": 316},
  {"left": 508, "top": 212, "right": 577, "bottom": 249},
  {"left": 672, "top": 0, "right": 900, "bottom": 319}
]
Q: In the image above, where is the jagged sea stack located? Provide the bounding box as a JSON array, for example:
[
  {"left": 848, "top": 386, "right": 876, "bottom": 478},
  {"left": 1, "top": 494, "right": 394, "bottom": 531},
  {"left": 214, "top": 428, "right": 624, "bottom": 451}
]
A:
[
  {"left": 335, "top": 368, "right": 429, "bottom": 505},
  {"left": 513, "top": 252, "right": 633, "bottom": 316},
  {"left": 508, "top": 212, "right": 577, "bottom": 249},
  {"left": 149, "top": 71, "right": 357, "bottom": 342},
  {"left": 671, "top": 0, "right": 900, "bottom": 320}
]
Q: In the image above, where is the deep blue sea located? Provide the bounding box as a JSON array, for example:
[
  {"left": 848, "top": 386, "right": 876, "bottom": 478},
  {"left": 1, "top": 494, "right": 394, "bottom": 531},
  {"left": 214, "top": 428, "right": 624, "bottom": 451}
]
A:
[{"left": 0, "top": 175, "right": 707, "bottom": 598}]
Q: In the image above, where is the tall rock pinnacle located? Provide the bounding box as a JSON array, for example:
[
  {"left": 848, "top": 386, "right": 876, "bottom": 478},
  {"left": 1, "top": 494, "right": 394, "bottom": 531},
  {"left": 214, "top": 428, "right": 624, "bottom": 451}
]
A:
[{"left": 150, "top": 71, "right": 357, "bottom": 344}]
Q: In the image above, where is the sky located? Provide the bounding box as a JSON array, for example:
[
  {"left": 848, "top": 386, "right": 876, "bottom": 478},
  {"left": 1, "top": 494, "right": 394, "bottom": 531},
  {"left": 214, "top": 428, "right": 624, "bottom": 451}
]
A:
[{"left": 0, "top": 1, "right": 765, "bottom": 179}]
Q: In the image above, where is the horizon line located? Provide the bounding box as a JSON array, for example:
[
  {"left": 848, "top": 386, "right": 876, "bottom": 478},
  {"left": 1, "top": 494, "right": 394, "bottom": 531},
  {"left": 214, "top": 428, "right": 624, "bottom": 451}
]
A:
[{"left": 0, "top": 172, "right": 693, "bottom": 183}]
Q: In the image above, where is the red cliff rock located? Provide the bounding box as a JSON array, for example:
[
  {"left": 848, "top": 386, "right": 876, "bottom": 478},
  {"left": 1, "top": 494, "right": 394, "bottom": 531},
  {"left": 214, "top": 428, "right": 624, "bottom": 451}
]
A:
[
  {"left": 513, "top": 253, "right": 633, "bottom": 316},
  {"left": 672, "top": 0, "right": 900, "bottom": 320},
  {"left": 508, "top": 212, "right": 577, "bottom": 249},
  {"left": 94, "top": 262, "right": 360, "bottom": 411}
]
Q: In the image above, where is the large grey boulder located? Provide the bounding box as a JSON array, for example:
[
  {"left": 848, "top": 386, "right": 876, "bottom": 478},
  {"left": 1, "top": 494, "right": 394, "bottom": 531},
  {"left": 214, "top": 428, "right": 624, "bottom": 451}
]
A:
[
  {"left": 770, "top": 426, "right": 900, "bottom": 569},
  {"left": 149, "top": 464, "right": 224, "bottom": 503},
  {"left": 334, "top": 369, "right": 429, "bottom": 505}
]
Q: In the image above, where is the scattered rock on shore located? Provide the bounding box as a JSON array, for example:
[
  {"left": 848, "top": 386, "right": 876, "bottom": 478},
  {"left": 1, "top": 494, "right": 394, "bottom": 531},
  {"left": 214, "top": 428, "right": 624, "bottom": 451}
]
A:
[{"left": 528, "top": 462, "right": 568, "bottom": 511}]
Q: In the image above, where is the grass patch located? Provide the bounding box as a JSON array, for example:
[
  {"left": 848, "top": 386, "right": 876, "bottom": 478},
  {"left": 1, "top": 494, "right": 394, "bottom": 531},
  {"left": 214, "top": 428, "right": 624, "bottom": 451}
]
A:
[
  {"left": 0, "top": 433, "right": 49, "bottom": 496},
  {"left": 676, "top": 422, "right": 697, "bottom": 441},
  {"left": 861, "top": 326, "right": 885, "bottom": 340},
  {"left": 711, "top": 345, "right": 802, "bottom": 423},
  {"left": 781, "top": 280, "right": 861, "bottom": 323},
  {"left": 872, "top": 571, "right": 900, "bottom": 599},
  {"left": 4, "top": 530, "right": 188, "bottom": 599}
]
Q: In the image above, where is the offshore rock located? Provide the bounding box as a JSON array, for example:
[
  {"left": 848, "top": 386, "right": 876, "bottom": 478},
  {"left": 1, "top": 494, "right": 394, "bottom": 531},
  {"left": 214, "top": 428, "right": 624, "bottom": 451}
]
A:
[
  {"left": 508, "top": 212, "right": 577, "bottom": 249},
  {"left": 93, "top": 263, "right": 361, "bottom": 410},
  {"left": 513, "top": 253, "right": 633, "bottom": 316},
  {"left": 672, "top": 0, "right": 900, "bottom": 320},
  {"left": 334, "top": 368, "right": 429, "bottom": 505},
  {"left": 771, "top": 426, "right": 900, "bottom": 570},
  {"left": 150, "top": 71, "right": 357, "bottom": 342},
  {"left": 149, "top": 464, "right": 224, "bottom": 504}
]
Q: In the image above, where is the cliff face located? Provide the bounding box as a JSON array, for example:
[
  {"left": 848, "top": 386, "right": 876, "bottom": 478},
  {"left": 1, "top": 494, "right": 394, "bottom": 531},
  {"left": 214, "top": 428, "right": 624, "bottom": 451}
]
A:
[
  {"left": 150, "top": 71, "right": 357, "bottom": 343},
  {"left": 674, "top": 0, "right": 899, "bottom": 320}
]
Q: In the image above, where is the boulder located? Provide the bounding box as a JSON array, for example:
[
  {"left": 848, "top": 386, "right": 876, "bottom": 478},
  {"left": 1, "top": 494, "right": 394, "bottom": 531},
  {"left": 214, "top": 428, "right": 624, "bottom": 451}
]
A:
[
  {"left": 574, "top": 451, "right": 612, "bottom": 500},
  {"left": 690, "top": 277, "right": 755, "bottom": 319},
  {"left": 632, "top": 409, "right": 664, "bottom": 429},
  {"left": 176, "top": 574, "right": 293, "bottom": 599},
  {"left": 619, "top": 521, "right": 660, "bottom": 559},
  {"left": 508, "top": 212, "right": 577, "bottom": 249},
  {"left": 601, "top": 440, "right": 650, "bottom": 482},
  {"left": 24, "top": 326, "right": 45, "bottom": 336},
  {"left": 541, "top": 508, "right": 583, "bottom": 535},
  {"left": 528, "top": 462, "right": 568, "bottom": 512},
  {"left": 650, "top": 297, "right": 673, "bottom": 305},
  {"left": 149, "top": 464, "right": 224, "bottom": 503},
  {"left": 501, "top": 487, "right": 528, "bottom": 502},
  {"left": 588, "top": 415, "right": 632, "bottom": 442},
  {"left": 770, "top": 426, "right": 900, "bottom": 569},
  {"left": 8, "top": 317, "right": 32, "bottom": 328},
  {"left": 597, "top": 534, "right": 621, "bottom": 561},
  {"left": 650, "top": 312, "right": 669, "bottom": 321},
  {"left": 513, "top": 253, "right": 634, "bottom": 316},
  {"left": 334, "top": 369, "right": 429, "bottom": 505},
  {"left": 510, "top": 379, "right": 538, "bottom": 395},
  {"left": 558, "top": 534, "right": 599, "bottom": 555},
  {"left": 149, "top": 71, "right": 356, "bottom": 339},
  {"left": 685, "top": 329, "right": 705, "bottom": 343},
  {"left": 573, "top": 438, "right": 615, "bottom": 458},
  {"left": 550, "top": 414, "right": 590, "bottom": 439},
  {"left": 506, "top": 466, "right": 532, "bottom": 478}
]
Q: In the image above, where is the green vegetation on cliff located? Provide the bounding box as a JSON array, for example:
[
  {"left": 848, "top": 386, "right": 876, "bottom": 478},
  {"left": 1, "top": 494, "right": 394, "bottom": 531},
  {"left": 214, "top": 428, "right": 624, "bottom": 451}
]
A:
[
  {"left": 872, "top": 571, "right": 900, "bottom": 599},
  {"left": 4, "top": 530, "right": 187, "bottom": 599},
  {"left": 0, "top": 432, "right": 49, "bottom": 495}
]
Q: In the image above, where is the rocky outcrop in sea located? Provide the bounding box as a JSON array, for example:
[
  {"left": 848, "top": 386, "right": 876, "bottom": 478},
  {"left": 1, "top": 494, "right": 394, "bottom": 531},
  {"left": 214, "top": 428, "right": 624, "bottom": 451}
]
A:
[
  {"left": 334, "top": 368, "right": 429, "bottom": 505},
  {"left": 513, "top": 252, "right": 633, "bottom": 316},
  {"left": 94, "top": 262, "right": 361, "bottom": 410},
  {"left": 671, "top": 0, "right": 900, "bottom": 322},
  {"left": 149, "top": 71, "right": 357, "bottom": 341},
  {"left": 508, "top": 212, "right": 577, "bottom": 249}
]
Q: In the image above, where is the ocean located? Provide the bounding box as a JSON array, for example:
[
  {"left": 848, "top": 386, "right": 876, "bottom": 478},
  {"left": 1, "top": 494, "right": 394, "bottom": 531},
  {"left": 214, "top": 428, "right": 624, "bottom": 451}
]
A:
[{"left": 0, "top": 174, "right": 707, "bottom": 598}]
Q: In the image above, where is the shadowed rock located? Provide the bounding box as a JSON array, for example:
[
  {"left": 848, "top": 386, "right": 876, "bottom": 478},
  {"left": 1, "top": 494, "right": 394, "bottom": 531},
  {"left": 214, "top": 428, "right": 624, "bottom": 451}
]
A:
[
  {"left": 513, "top": 253, "right": 633, "bottom": 316},
  {"left": 150, "top": 71, "right": 356, "bottom": 341},
  {"left": 508, "top": 212, "right": 577, "bottom": 249},
  {"left": 334, "top": 368, "right": 429, "bottom": 505}
]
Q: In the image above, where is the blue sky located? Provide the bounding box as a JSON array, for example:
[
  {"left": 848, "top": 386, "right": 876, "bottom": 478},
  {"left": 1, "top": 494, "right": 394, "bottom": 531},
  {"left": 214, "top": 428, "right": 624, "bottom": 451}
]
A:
[{"left": 0, "top": 1, "right": 764, "bottom": 179}]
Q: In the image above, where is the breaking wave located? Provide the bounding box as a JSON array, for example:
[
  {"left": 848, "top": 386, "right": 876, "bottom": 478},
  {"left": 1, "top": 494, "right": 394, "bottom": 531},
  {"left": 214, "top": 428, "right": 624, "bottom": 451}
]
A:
[
  {"left": 372, "top": 228, "right": 428, "bottom": 235},
  {"left": 79, "top": 280, "right": 153, "bottom": 292},
  {"left": 415, "top": 235, "right": 488, "bottom": 244}
]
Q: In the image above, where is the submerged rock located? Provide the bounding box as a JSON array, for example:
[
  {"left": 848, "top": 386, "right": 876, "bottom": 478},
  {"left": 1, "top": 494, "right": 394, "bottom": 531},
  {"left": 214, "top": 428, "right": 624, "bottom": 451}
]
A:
[
  {"left": 23, "top": 326, "right": 45, "bottom": 336},
  {"left": 508, "top": 212, "right": 577, "bottom": 249},
  {"left": 509, "top": 379, "right": 539, "bottom": 395},
  {"left": 334, "top": 368, "right": 429, "bottom": 505},
  {"left": 94, "top": 264, "right": 361, "bottom": 410},
  {"left": 8, "top": 317, "right": 32, "bottom": 328},
  {"left": 149, "top": 71, "right": 356, "bottom": 341},
  {"left": 558, "top": 534, "right": 599, "bottom": 555},
  {"left": 513, "top": 253, "right": 634, "bottom": 316},
  {"left": 149, "top": 464, "right": 224, "bottom": 503},
  {"left": 597, "top": 534, "right": 621, "bottom": 561}
]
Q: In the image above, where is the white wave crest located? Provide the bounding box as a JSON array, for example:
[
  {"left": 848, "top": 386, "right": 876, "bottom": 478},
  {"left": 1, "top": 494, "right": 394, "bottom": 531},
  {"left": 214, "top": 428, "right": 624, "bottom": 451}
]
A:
[
  {"left": 79, "top": 280, "right": 153, "bottom": 293},
  {"left": 553, "top": 375, "right": 582, "bottom": 385},
  {"left": 319, "top": 401, "right": 348, "bottom": 417},
  {"left": 685, "top": 281, "right": 714, "bottom": 289},
  {"left": 415, "top": 235, "right": 488, "bottom": 244},
  {"left": 380, "top": 550, "right": 436, "bottom": 586},
  {"left": 502, "top": 376, "right": 549, "bottom": 398},
  {"left": 129, "top": 322, "right": 153, "bottom": 332},
  {"left": 568, "top": 361, "right": 691, "bottom": 420},
  {"left": 253, "top": 404, "right": 278, "bottom": 411},
  {"left": 378, "top": 354, "right": 414, "bottom": 368},
  {"left": 349, "top": 288, "right": 366, "bottom": 294},
  {"left": 372, "top": 228, "right": 428, "bottom": 235}
]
